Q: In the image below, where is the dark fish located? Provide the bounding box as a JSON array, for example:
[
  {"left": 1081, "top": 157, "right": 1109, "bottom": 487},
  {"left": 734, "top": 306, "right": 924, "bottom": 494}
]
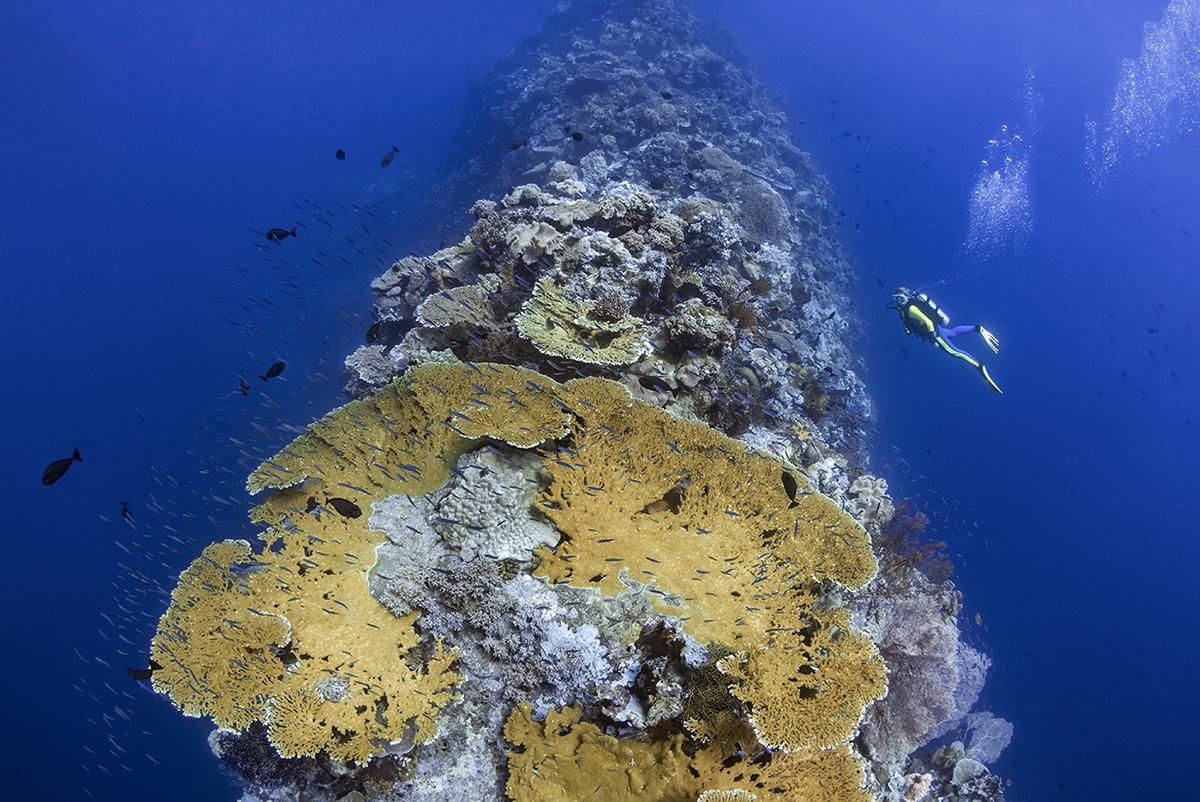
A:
[
  {"left": 125, "top": 658, "right": 162, "bottom": 681},
  {"left": 238, "top": 376, "right": 251, "bottom": 396},
  {"left": 42, "top": 448, "right": 82, "bottom": 485},
  {"left": 260, "top": 361, "right": 286, "bottom": 382},
  {"left": 570, "top": 131, "right": 584, "bottom": 141},
  {"left": 304, "top": 496, "right": 319, "bottom": 514},
  {"left": 265, "top": 227, "right": 296, "bottom": 243},
  {"left": 381, "top": 145, "right": 399, "bottom": 167},
  {"left": 638, "top": 375, "right": 673, "bottom": 393},
  {"left": 508, "top": 139, "right": 527, "bottom": 150},
  {"left": 366, "top": 321, "right": 382, "bottom": 343},
  {"left": 335, "top": 148, "right": 346, "bottom": 160},
  {"left": 781, "top": 470, "right": 798, "bottom": 503},
  {"left": 660, "top": 90, "right": 673, "bottom": 99},
  {"left": 326, "top": 497, "right": 362, "bottom": 519},
  {"left": 120, "top": 500, "right": 133, "bottom": 524}
]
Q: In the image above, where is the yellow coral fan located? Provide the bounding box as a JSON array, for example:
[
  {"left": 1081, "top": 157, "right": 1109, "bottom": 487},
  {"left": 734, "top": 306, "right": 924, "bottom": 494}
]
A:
[
  {"left": 716, "top": 609, "right": 888, "bottom": 750},
  {"left": 687, "top": 714, "right": 871, "bottom": 802},
  {"left": 516, "top": 278, "right": 649, "bottom": 365},
  {"left": 503, "top": 703, "right": 695, "bottom": 802},
  {"left": 264, "top": 689, "right": 325, "bottom": 758},
  {"left": 530, "top": 375, "right": 883, "bottom": 750},
  {"left": 503, "top": 706, "right": 872, "bottom": 802},
  {"left": 157, "top": 362, "right": 882, "bottom": 763},
  {"left": 154, "top": 364, "right": 590, "bottom": 761}
]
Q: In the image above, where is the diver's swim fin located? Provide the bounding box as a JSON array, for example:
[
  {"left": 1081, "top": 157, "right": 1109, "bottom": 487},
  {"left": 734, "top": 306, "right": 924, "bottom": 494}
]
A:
[
  {"left": 980, "top": 364, "right": 1003, "bottom": 394},
  {"left": 979, "top": 325, "right": 1000, "bottom": 354}
]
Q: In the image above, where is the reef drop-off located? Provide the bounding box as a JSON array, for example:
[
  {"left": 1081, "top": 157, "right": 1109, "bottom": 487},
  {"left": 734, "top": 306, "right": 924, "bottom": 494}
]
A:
[{"left": 150, "top": 2, "right": 1011, "bottom": 800}]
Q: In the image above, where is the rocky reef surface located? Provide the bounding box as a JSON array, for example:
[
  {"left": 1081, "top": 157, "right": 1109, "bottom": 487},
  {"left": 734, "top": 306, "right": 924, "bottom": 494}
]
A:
[{"left": 152, "top": 2, "right": 1011, "bottom": 801}]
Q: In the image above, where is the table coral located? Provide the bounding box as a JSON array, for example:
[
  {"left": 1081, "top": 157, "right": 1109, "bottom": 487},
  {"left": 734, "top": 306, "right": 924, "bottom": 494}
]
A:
[{"left": 516, "top": 277, "right": 650, "bottom": 365}]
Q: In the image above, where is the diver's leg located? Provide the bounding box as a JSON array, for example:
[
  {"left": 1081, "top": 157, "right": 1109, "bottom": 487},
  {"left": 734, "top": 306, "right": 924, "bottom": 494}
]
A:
[
  {"left": 939, "top": 324, "right": 999, "bottom": 353},
  {"left": 935, "top": 336, "right": 1003, "bottom": 394}
]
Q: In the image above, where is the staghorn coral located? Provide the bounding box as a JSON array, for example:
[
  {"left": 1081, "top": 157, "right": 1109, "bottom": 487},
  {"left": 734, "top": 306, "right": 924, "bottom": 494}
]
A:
[{"left": 516, "top": 277, "right": 650, "bottom": 365}]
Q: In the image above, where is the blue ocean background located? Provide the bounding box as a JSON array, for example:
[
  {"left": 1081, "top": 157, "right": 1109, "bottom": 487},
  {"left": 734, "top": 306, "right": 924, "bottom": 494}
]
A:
[{"left": 2, "top": 2, "right": 1196, "bottom": 800}]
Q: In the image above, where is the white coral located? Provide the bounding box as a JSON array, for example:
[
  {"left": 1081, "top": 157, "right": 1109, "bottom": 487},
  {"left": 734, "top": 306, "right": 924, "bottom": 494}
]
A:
[
  {"left": 433, "top": 447, "right": 559, "bottom": 562},
  {"left": 848, "top": 474, "right": 895, "bottom": 531}
]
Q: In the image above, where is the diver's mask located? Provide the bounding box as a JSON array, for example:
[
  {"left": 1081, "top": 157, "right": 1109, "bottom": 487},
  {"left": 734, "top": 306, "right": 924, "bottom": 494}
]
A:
[{"left": 887, "top": 286, "right": 913, "bottom": 310}]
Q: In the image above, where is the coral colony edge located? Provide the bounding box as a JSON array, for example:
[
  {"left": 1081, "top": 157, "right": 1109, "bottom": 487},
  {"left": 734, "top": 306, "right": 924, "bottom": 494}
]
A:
[{"left": 147, "top": 2, "right": 1010, "bottom": 801}]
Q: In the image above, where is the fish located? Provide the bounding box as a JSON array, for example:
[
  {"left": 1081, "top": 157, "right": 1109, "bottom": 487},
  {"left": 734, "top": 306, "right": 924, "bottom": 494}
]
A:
[
  {"left": 365, "top": 321, "right": 381, "bottom": 343},
  {"left": 326, "top": 497, "right": 362, "bottom": 519},
  {"left": 380, "top": 145, "right": 399, "bottom": 167},
  {"left": 570, "top": 131, "right": 584, "bottom": 141},
  {"left": 660, "top": 90, "right": 673, "bottom": 99},
  {"left": 265, "top": 227, "right": 296, "bottom": 243},
  {"left": 125, "top": 658, "right": 162, "bottom": 681},
  {"left": 975, "top": 612, "right": 983, "bottom": 626},
  {"left": 508, "top": 139, "right": 527, "bottom": 150},
  {"left": 781, "top": 470, "right": 798, "bottom": 504},
  {"left": 335, "top": 148, "right": 346, "bottom": 160},
  {"left": 238, "top": 376, "right": 251, "bottom": 396},
  {"left": 259, "top": 361, "right": 286, "bottom": 382},
  {"left": 42, "top": 448, "right": 82, "bottom": 485},
  {"left": 120, "top": 501, "right": 133, "bottom": 524}
]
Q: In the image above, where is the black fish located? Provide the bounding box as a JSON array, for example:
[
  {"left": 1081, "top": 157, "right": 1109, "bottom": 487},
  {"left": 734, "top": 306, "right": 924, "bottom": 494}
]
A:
[
  {"left": 260, "top": 361, "right": 286, "bottom": 382},
  {"left": 335, "top": 148, "right": 346, "bottom": 160},
  {"left": 121, "top": 500, "right": 133, "bottom": 524},
  {"left": 380, "top": 145, "right": 399, "bottom": 167},
  {"left": 265, "top": 227, "right": 296, "bottom": 243},
  {"left": 326, "top": 497, "right": 362, "bottom": 518},
  {"left": 42, "top": 448, "right": 82, "bottom": 486},
  {"left": 508, "top": 139, "right": 527, "bottom": 150},
  {"left": 366, "top": 321, "right": 381, "bottom": 343},
  {"left": 638, "top": 375, "right": 673, "bottom": 393},
  {"left": 126, "top": 658, "right": 162, "bottom": 681},
  {"left": 660, "top": 90, "right": 673, "bottom": 99},
  {"left": 304, "top": 496, "right": 319, "bottom": 513},
  {"left": 570, "top": 131, "right": 584, "bottom": 141},
  {"left": 781, "top": 470, "right": 798, "bottom": 504},
  {"left": 239, "top": 376, "right": 251, "bottom": 396}
]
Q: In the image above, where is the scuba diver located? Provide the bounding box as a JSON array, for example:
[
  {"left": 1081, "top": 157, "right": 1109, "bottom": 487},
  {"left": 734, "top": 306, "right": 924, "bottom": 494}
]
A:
[{"left": 888, "top": 287, "right": 1003, "bottom": 394}]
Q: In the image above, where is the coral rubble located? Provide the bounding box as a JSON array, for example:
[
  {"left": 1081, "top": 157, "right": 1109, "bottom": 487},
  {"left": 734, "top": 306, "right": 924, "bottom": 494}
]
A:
[{"left": 151, "top": 1, "right": 1010, "bottom": 800}]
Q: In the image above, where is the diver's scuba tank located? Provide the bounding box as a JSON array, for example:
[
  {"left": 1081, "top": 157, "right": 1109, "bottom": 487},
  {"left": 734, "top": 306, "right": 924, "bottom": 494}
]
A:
[{"left": 913, "top": 291, "right": 950, "bottom": 327}]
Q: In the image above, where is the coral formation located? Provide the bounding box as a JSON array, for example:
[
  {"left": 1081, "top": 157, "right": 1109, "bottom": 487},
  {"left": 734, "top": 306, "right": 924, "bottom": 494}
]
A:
[{"left": 154, "top": 1, "right": 1012, "bottom": 800}]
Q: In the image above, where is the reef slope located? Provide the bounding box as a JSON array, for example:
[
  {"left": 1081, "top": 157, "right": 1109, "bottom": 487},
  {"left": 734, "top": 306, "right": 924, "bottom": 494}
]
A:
[{"left": 152, "top": 2, "right": 1010, "bottom": 801}]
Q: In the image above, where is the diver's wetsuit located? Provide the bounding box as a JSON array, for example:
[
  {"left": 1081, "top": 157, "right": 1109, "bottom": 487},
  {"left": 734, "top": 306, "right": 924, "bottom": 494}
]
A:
[{"left": 899, "top": 292, "right": 1003, "bottom": 394}]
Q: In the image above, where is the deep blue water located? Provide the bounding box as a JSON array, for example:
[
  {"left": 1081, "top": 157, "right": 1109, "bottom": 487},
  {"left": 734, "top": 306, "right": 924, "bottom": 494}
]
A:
[{"left": 3, "top": 2, "right": 1197, "bottom": 800}]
